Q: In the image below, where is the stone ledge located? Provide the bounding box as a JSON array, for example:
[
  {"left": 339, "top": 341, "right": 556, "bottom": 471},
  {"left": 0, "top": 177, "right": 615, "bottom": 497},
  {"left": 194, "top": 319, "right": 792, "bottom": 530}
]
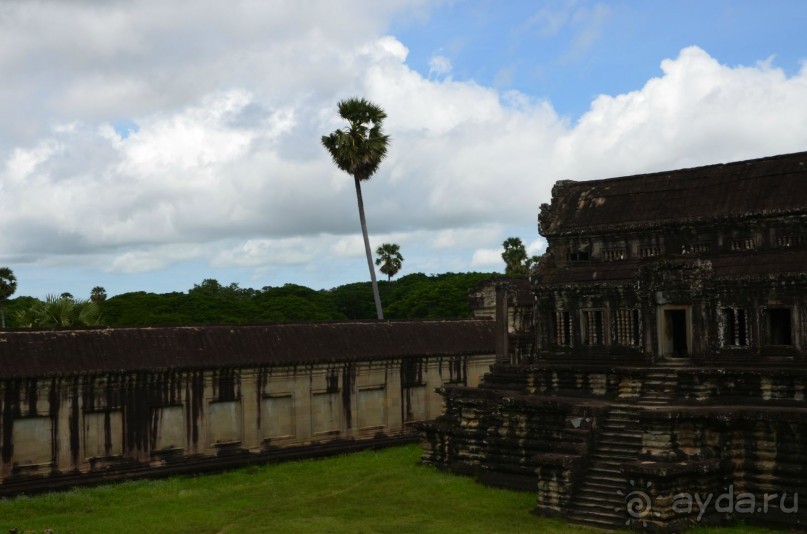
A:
[
  {"left": 622, "top": 458, "right": 721, "bottom": 478},
  {"left": 532, "top": 452, "right": 582, "bottom": 468}
]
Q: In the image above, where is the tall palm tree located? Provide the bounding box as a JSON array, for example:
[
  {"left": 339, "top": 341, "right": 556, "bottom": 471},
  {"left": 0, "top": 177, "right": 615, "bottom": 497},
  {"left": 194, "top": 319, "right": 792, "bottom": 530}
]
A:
[
  {"left": 375, "top": 243, "right": 404, "bottom": 282},
  {"left": 322, "top": 98, "right": 390, "bottom": 320},
  {"left": 0, "top": 267, "right": 17, "bottom": 328}
]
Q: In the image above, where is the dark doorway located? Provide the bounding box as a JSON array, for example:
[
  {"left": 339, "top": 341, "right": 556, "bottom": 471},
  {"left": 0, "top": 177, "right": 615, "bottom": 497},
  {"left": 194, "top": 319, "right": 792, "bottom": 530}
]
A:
[
  {"left": 667, "top": 310, "right": 688, "bottom": 357},
  {"left": 767, "top": 308, "right": 793, "bottom": 345}
]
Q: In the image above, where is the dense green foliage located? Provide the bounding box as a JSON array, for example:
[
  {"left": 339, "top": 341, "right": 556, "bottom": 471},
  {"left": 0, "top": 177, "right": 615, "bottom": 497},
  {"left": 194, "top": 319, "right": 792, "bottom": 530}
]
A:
[
  {"left": 14, "top": 295, "right": 103, "bottom": 327},
  {"left": 2, "top": 296, "right": 42, "bottom": 328},
  {"left": 2, "top": 272, "right": 496, "bottom": 327},
  {"left": 0, "top": 445, "right": 777, "bottom": 533},
  {"left": 0, "top": 266, "right": 17, "bottom": 328}
]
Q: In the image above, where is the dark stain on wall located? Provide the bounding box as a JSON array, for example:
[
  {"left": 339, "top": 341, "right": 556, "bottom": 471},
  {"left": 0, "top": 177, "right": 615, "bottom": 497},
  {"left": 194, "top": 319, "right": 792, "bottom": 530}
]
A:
[
  {"left": 342, "top": 364, "right": 355, "bottom": 430},
  {"left": 69, "top": 378, "right": 80, "bottom": 467},
  {"left": 122, "top": 372, "right": 152, "bottom": 455},
  {"left": 2, "top": 380, "right": 21, "bottom": 464},
  {"left": 447, "top": 356, "right": 466, "bottom": 384},
  {"left": 256, "top": 367, "right": 267, "bottom": 430},
  {"left": 186, "top": 371, "right": 205, "bottom": 449},
  {"left": 25, "top": 380, "right": 37, "bottom": 418},
  {"left": 103, "top": 410, "right": 112, "bottom": 457},
  {"left": 400, "top": 358, "right": 424, "bottom": 423},
  {"left": 47, "top": 379, "right": 60, "bottom": 467},
  {"left": 325, "top": 369, "right": 339, "bottom": 393}
]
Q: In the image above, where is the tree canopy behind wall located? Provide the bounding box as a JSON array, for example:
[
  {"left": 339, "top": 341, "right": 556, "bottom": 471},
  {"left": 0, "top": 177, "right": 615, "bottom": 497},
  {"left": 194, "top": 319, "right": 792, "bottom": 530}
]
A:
[{"left": 96, "top": 272, "right": 497, "bottom": 326}]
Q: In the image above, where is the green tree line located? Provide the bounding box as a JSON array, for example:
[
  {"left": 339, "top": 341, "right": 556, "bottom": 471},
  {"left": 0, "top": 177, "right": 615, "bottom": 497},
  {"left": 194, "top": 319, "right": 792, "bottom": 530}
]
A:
[{"left": 0, "top": 272, "right": 497, "bottom": 327}]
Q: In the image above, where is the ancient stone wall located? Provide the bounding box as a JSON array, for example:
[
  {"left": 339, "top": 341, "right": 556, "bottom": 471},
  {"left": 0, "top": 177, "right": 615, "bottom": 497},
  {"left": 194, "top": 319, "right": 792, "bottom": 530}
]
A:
[
  {"left": 0, "top": 321, "right": 495, "bottom": 495},
  {"left": 423, "top": 366, "right": 807, "bottom": 530}
]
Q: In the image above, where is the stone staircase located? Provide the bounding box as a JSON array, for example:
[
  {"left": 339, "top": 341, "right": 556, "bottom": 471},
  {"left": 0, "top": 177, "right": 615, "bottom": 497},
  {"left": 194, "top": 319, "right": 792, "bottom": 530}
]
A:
[
  {"left": 640, "top": 369, "right": 679, "bottom": 406},
  {"left": 566, "top": 406, "right": 642, "bottom": 529}
]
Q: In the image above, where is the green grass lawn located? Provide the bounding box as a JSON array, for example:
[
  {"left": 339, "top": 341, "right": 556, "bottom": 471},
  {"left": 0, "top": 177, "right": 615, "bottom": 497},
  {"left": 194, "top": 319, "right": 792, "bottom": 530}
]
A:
[{"left": 0, "top": 445, "right": 784, "bottom": 533}]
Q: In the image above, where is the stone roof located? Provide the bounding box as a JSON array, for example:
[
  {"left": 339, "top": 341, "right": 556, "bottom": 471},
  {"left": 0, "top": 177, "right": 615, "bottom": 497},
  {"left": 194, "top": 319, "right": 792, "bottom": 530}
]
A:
[
  {"left": 536, "top": 249, "right": 807, "bottom": 286},
  {"left": 540, "top": 151, "right": 807, "bottom": 236},
  {"left": 0, "top": 320, "right": 495, "bottom": 378}
]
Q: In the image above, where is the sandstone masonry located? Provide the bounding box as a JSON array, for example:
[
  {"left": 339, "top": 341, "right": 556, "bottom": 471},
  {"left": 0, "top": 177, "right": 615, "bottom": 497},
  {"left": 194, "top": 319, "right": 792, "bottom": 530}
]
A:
[{"left": 421, "top": 151, "right": 807, "bottom": 531}]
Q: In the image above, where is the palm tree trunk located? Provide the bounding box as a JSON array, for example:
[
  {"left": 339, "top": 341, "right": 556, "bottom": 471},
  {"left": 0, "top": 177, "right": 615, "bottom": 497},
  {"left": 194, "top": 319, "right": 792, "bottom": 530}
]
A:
[{"left": 354, "top": 176, "right": 384, "bottom": 320}]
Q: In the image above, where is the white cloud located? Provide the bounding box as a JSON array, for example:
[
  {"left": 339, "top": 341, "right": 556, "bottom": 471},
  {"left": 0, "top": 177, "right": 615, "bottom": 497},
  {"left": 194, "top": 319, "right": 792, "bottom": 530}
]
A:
[
  {"left": 212, "top": 237, "right": 319, "bottom": 268},
  {"left": 471, "top": 248, "right": 503, "bottom": 268},
  {"left": 4, "top": 142, "right": 59, "bottom": 184},
  {"left": 557, "top": 46, "right": 807, "bottom": 178},
  {"left": 527, "top": 239, "right": 546, "bottom": 256},
  {"left": 428, "top": 55, "right": 452, "bottom": 77},
  {"left": 330, "top": 236, "right": 366, "bottom": 259},
  {"left": 108, "top": 244, "right": 204, "bottom": 274},
  {"left": 430, "top": 227, "right": 503, "bottom": 250}
]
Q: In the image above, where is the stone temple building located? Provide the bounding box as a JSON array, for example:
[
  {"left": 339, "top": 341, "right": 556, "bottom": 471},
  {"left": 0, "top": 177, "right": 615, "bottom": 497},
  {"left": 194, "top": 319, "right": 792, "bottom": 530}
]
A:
[{"left": 421, "top": 151, "right": 807, "bottom": 531}]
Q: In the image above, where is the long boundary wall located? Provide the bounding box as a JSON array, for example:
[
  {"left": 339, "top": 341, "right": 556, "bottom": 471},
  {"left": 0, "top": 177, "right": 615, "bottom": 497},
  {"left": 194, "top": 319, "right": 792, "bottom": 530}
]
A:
[{"left": 0, "top": 320, "right": 495, "bottom": 495}]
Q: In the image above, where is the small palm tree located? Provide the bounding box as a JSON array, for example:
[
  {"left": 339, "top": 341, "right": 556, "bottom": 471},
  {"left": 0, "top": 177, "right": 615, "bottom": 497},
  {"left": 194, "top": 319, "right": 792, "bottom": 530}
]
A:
[
  {"left": 322, "top": 97, "right": 390, "bottom": 320},
  {"left": 375, "top": 243, "right": 404, "bottom": 282},
  {"left": 0, "top": 267, "right": 17, "bottom": 328},
  {"left": 90, "top": 286, "right": 107, "bottom": 304}
]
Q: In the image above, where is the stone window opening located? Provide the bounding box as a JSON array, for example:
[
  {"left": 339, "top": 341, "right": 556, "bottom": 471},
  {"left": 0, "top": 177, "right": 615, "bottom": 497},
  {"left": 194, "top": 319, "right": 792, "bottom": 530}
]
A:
[
  {"left": 603, "top": 249, "right": 625, "bottom": 261},
  {"left": 569, "top": 250, "right": 590, "bottom": 262},
  {"left": 682, "top": 243, "right": 710, "bottom": 255},
  {"left": 766, "top": 308, "right": 793, "bottom": 346},
  {"left": 722, "top": 308, "right": 750, "bottom": 347},
  {"left": 640, "top": 246, "right": 662, "bottom": 258},
  {"left": 776, "top": 235, "right": 793, "bottom": 248},
  {"left": 582, "top": 310, "right": 605, "bottom": 346},
  {"left": 616, "top": 308, "right": 640, "bottom": 346},
  {"left": 776, "top": 234, "right": 803, "bottom": 248},
  {"left": 554, "top": 310, "right": 572, "bottom": 346},
  {"left": 730, "top": 238, "right": 756, "bottom": 251}
]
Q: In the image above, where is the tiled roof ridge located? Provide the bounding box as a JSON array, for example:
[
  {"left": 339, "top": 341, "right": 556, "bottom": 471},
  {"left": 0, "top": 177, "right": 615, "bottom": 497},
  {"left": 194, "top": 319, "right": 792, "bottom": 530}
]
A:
[
  {"left": 554, "top": 149, "right": 807, "bottom": 188},
  {"left": 0, "top": 320, "right": 497, "bottom": 378},
  {"left": 541, "top": 150, "right": 807, "bottom": 234},
  {"left": 0, "top": 317, "right": 493, "bottom": 335}
]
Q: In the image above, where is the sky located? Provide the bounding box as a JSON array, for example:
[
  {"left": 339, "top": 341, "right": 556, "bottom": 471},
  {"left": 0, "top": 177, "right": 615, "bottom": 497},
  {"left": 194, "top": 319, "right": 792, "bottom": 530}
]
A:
[{"left": 1, "top": 0, "right": 806, "bottom": 299}]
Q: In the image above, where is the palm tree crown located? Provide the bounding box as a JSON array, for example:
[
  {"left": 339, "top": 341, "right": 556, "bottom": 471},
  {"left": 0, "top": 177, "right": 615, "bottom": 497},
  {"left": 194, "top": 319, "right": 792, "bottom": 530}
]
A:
[
  {"left": 322, "top": 97, "right": 391, "bottom": 320},
  {"left": 375, "top": 243, "right": 404, "bottom": 282},
  {"left": 502, "top": 237, "right": 529, "bottom": 275},
  {"left": 321, "top": 98, "right": 390, "bottom": 182},
  {"left": 14, "top": 295, "right": 102, "bottom": 328},
  {"left": 90, "top": 286, "right": 107, "bottom": 304}
]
